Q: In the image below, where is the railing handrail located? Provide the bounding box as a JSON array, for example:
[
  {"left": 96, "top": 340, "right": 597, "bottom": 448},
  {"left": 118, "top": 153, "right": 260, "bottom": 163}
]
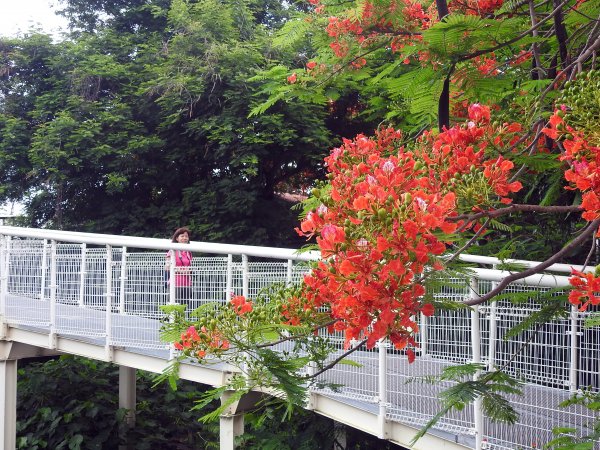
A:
[
  {"left": 0, "top": 226, "right": 320, "bottom": 262},
  {"left": 0, "top": 226, "right": 590, "bottom": 276},
  {"left": 470, "top": 267, "right": 571, "bottom": 288},
  {"left": 458, "top": 253, "right": 590, "bottom": 274}
]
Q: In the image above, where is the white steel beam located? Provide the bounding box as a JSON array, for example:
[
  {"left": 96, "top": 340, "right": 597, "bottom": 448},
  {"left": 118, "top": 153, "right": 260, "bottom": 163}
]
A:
[
  {"left": 312, "top": 394, "right": 471, "bottom": 450},
  {"left": 5, "top": 327, "right": 237, "bottom": 387}
]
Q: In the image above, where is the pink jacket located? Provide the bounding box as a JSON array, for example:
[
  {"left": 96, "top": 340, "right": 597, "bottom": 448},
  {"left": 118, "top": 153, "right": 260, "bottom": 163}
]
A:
[{"left": 166, "top": 250, "right": 192, "bottom": 287}]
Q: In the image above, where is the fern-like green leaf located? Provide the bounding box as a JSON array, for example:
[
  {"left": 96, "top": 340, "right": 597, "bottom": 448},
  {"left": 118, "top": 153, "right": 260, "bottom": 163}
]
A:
[
  {"left": 564, "top": 0, "right": 600, "bottom": 28},
  {"left": 249, "top": 91, "right": 286, "bottom": 117},
  {"left": 503, "top": 292, "right": 569, "bottom": 340},
  {"left": 338, "top": 358, "right": 363, "bottom": 367},
  {"left": 511, "top": 153, "right": 560, "bottom": 171},
  {"left": 584, "top": 314, "right": 600, "bottom": 328},
  {"left": 488, "top": 219, "right": 513, "bottom": 232},
  {"left": 540, "top": 172, "right": 565, "bottom": 207},
  {"left": 481, "top": 392, "right": 519, "bottom": 423},
  {"left": 272, "top": 18, "right": 312, "bottom": 49},
  {"left": 195, "top": 387, "right": 246, "bottom": 422}
]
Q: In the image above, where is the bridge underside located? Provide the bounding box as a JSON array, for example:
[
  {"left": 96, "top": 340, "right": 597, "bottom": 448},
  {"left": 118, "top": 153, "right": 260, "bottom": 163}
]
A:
[{"left": 0, "top": 322, "right": 469, "bottom": 450}]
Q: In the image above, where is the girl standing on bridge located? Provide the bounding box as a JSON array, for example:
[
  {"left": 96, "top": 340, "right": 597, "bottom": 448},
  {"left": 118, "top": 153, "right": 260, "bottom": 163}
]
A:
[{"left": 165, "top": 227, "right": 193, "bottom": 310}]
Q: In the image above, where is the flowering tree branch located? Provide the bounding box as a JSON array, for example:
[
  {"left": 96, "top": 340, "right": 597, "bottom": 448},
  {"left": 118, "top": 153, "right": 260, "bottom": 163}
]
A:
[
  {"left": 464, "top": 218, "right": 600, "bottom": 306},
  {"left": 451, "top": 204, "right": 583, "bottom": 223},
  {"left": 304, "top": 338, "right": 368, "bottom": 379},
  {"left": 458, "top": 0, "right": 573, "bottom": 62},
  {"left": 256, "top": 319, "right": 338, "bottom": 348}
]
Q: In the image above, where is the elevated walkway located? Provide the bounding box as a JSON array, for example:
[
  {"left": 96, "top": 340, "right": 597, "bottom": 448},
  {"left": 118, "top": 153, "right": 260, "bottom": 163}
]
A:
[{"left": 0, "top": 226, "right": 597, "bottom": 450}]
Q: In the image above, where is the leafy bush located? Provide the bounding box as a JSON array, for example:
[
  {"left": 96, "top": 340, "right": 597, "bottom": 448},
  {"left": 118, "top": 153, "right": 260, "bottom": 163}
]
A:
[
  {"left": 16, "top": 355, "right": 405, "bottom": 449},
  {"left": 16, "top": 356, "right": 219, "bottom": 449}
]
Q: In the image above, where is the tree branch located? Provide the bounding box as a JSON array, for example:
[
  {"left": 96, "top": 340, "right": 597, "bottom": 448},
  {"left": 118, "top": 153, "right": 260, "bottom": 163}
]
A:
[
  {"left": 447, "top": 218, "right": 491, "bottom": 263},
  {"left": 528, "top": 0, "right": 545, "bottom": 79},
  {"left": 256, "top": 319, "right": 339, "bottom": 348},
  {"left": 458, "top": 0, "right": 572, "bottom": 62},
  {"left": 438, "top": 63, "right": 455, "bottom": 130},
  {"left": 450, "top": 204, "right": 583, "bottom": 223},
  {"left": 463, "top": 218, "right": 600, "bottom": 306},
  {"left": 304, "top": 338, "right": 368, "bottom": 379}
]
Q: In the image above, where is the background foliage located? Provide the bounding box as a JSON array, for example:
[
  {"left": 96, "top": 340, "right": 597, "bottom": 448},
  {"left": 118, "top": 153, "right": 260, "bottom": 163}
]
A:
[
  {"left": 0, "top": 0, "right": 372, "bottom": 246},
  {"left": 16, "top": 356, "right": 401, "bottom": 449}
]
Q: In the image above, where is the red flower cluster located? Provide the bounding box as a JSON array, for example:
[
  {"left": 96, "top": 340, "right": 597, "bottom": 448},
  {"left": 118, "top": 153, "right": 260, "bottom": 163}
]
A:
[
  {"left": 568, "top": 269, "right": 600, "bottom": 311},
  {"left": 295, "top": 104, "right": 523, "bottom": 356},
  {"left": 324, "top": 0, "right": 432, "bottom": 61},
  {"left": 231, "top": 295, "right": 253, "bottom": 315},
  {"left": 450, "top": 0, "right": 504, "bottom": 15},
  {"left": 474, "top": 54, "right": 499, "bottom": 76},
  {"left": 173, "top": 325, "right": 230, "bottom": 359},
  {"left": 314, "top": 0, "right": 508, "bottom": 78},
  {"left": 542, "top": 110, "right": 600, "bottom": 222},
  {"left": 542, "top": 110, "right": 600, "bottom": 307}
]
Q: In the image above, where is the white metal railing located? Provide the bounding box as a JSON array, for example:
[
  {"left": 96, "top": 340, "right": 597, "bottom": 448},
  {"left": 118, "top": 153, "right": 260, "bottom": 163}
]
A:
[{"left": 0, "top": 226, "right": 598, "bottom": 450}]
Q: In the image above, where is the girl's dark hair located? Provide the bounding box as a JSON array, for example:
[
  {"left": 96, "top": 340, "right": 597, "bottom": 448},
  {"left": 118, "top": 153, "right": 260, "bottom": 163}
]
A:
[{"left": 171, "top": 227, "right": 191, "bottom": 243}]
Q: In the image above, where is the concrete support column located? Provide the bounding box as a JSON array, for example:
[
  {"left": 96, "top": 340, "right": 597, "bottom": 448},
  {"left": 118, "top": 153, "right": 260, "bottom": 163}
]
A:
[
  {"left": 218, "top": 390, "right": 266, "bottom": 450},
  {"left": 118, "top": 366, "right": 136, "bottom": 427},
  {"left": 333, "top": 421, "right": 347, "bottom": 449},
  {"left": 219, "top": 412, "right": 244, "bottom": 450},
  {"left": 0, "top": 359, "right": 17, "bottom": 450}
]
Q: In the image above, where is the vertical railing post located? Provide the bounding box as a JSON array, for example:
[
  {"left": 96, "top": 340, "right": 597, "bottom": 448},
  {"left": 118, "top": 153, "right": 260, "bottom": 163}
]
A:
[
  {"left": 568, "top": 304, "right": 579, "bottom": 393},
  {"left": 40, "top": 239, "right": 48, "bottom": 301},
  {"left": 487, "top": 277, "right": 498, "bottom": 371},
  {"left": 242, "top": 254, "right": 249, "bottom": 299},
  {"left": 105, "top": 245, "right": 113, "bottom": 360},
  {"left": 119, "top": 247, "right": 127, "bottom": 314},
  {"left": 420, "top": 312, "right": 428, "bottom": 356},
  {"left": 169, "top": 251, "right": 176, "bottom": 305},
  {"left": 49, "top": 240, "right": 57, "bottom": 349},
  {"left": 470, "top": 277, "right": 483, "bottom": 450},
  {"left": 0, "top": 236, "right": 8, "bottom": 328},
  {"left": 226, "top": 254, "right": 233, "bottom": 302},
  {"left": 377, "top": 339, "right": 389, "bottom": 439},
  {"left": 286, "top": 259, "right": 293, "bottom": 285},
  {"left": 167, "top": 250, "right": 177, "bottom": 360},
  {"left": 78, "top": 243, "right": 86, "bottom": 307}
]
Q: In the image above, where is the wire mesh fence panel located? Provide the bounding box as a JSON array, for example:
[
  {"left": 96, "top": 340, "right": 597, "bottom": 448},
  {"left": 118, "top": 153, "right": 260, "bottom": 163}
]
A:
[
  {"left": 494, "top": 309, "right": 571, "bottom": 387},
  {"left": 110, "top": 312, "right": 166, "bottom": 350},
  {"left": 190, "top": 257, "right": 229, "bottom": 307},
  {"left": 55, "top": 244, "right": 86, "bottom": 305},
  {"left": 6, "top": 239, "right": 46, "bottom": 299},
  {"left": 427, "top": 277, "right": 474, "bottom": 363},
  {"left": 387, "top": 349, "right": 476, "bottom": 437},
  {"left": 56, "top": 303, "right": 106, "bottom": 338},
  {"left": 247, "top": 262, "right": 289, "bottom": 299},
  {"left": 487, "top": 286, "right": 571, "bottom": 389},
  {"left": 483, "top": 383, "right": 599, "bottom": 450},
  {"left": 311, "top": 328, "right": 380, "bottom": 404},
  {"left": 578, "top": 308, "right": 600, "bottom": 392},
  {"left": 3, "top": 239, "right": 48, "bottom": 325},
  {"left": 123, "top": 252, "right": 169, "bottom": 318},
  {"left": 291, "top": 262, "right": 311, "bottom": 284},
  {"left": 82, "top": 248, "right": 110, "bottom": 309},
  {"left": 5, "top": 295, "right": 50, "bottom": 327},
  {"left": 54, "top": 246, "right": 121, "bottom": 337}
]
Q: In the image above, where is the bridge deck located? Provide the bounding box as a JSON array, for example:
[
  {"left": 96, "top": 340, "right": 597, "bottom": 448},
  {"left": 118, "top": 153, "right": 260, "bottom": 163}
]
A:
[{"left": 3, "top": 293, "right": 594, "bottom": 450}]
